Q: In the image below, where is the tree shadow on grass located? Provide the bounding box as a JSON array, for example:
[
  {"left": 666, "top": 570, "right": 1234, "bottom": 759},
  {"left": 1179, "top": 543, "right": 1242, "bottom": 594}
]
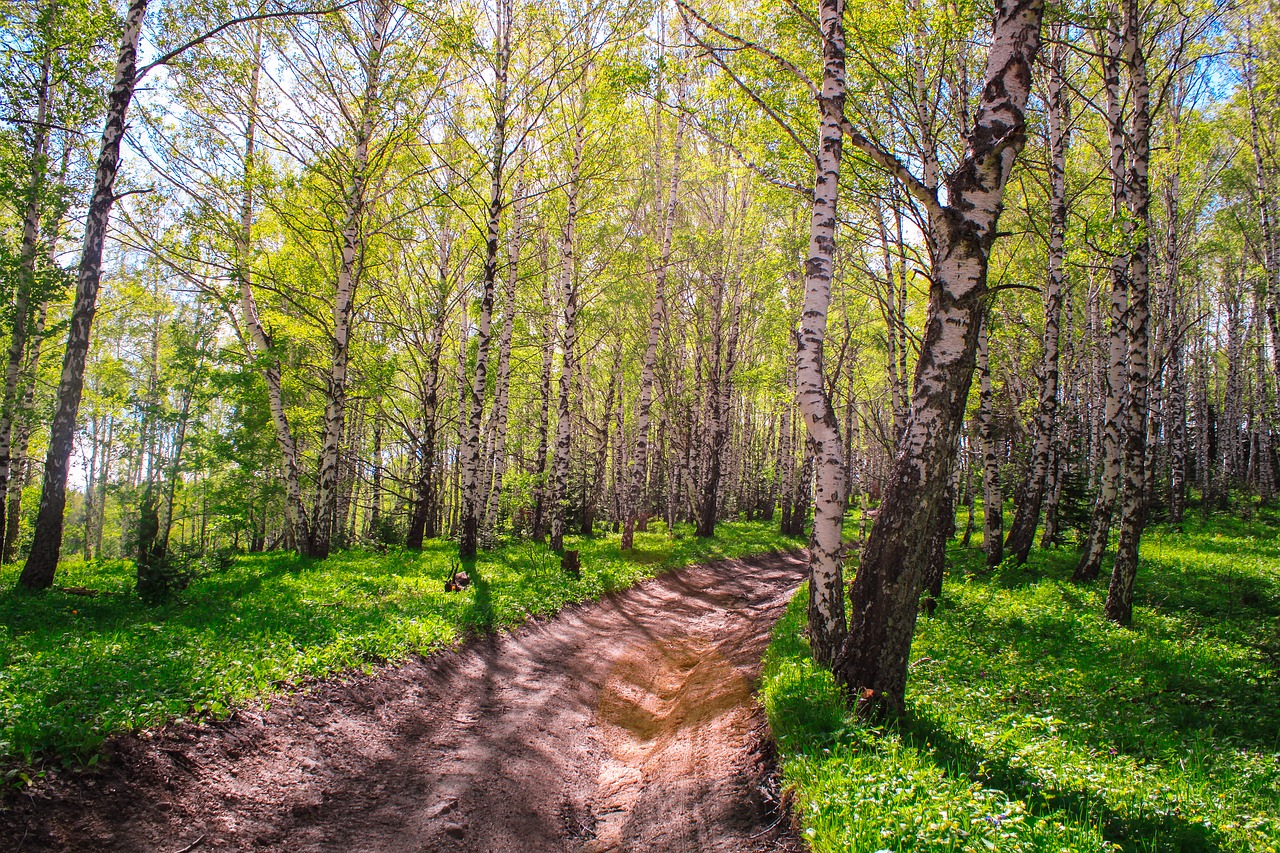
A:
[
  {"left": 459, "top": 556, "right": 494, "bottom": 633},
  {"left": 621, "top": 547, "right": 667, "bottom": 565},
  {"left": 902, "top": 711, "right": 1230, "bottom": 853}
]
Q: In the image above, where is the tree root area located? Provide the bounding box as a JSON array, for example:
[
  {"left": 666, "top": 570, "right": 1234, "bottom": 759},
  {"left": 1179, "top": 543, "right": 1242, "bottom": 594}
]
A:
[{"left": 3, "top": 551, "right": 807, "bottom": 852}]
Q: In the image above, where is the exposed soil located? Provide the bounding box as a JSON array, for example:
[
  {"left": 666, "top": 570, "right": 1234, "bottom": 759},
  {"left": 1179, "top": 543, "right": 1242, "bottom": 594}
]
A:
[{"left": 2, "top": 550, "right": 807, "bottom": 853}]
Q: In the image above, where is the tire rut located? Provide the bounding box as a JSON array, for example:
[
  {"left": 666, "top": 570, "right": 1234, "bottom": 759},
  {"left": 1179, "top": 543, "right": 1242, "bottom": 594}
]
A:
[{"left": 2, "top": 551, "right": 807, "bottom": 853}]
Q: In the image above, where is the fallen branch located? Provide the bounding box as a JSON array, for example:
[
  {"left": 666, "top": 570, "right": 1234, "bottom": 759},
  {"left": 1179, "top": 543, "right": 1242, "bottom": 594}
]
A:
[
  {"left": 57, "top": 586, "right": 101, "bottom": 597},
  {"left": 172, "top": 835, "right": 206, "bottom": 853}
]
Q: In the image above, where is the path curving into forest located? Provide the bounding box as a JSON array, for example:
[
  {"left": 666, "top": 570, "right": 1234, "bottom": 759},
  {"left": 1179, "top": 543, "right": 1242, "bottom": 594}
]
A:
[{"left": 3, "top": 551, "right": 806, "bottom": 852}]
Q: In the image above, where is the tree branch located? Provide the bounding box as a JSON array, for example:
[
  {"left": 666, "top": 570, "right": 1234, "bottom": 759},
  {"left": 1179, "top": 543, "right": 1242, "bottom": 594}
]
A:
[
  {"left": 674, "top": 0, "right": 819, "bottom": 100},
  {"left": 135, "top": 0, "right": 360, "bottom": 81},
  {"left": 841, "top": 119, "right": 941, "bottom": 218}
]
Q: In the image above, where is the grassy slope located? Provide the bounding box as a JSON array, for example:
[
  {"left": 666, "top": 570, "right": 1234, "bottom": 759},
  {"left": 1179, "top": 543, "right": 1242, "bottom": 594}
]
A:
[
  {"left": 762, "top": 515, "right": 1280, "bottom": 853},
  {"left": 0, "top": 520, "right": 794, "bottom": 772}
]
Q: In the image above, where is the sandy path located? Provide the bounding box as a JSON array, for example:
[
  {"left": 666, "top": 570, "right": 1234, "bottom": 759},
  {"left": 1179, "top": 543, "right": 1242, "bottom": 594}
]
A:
[{"left": 3, "top": 551, "right": 806, "bottom": 852}]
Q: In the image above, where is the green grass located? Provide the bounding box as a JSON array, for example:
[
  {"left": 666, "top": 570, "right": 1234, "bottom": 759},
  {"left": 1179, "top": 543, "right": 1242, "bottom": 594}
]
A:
[
  {"left": 762, "top": 514, "right": 1280, "bottom": 853},
  {"left": 0, "top": 520, "right": 795, "bottom": 776}
]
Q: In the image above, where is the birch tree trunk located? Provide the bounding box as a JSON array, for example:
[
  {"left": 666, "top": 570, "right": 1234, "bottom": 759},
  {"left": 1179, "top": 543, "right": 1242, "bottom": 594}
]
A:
[
  {"left": 532, "top": 236, "right": 555, "bottom": 541},
  {"left": 235, "top": 26, "right": 313, "bottom": 552},
  {"left": 977, "top": 321, "right": 1003, "bottom": 567},
  {"left": 19, "top": 0, "right": 148, "bottom": 589},
  {"left": 482, "top": 170, "right": 524, "bottom": 548},
  {"left": 3, "top": 258, "right": 53, "bottom": 560},
  {"left": 405, "top": 321, "right": 445, "bottom": 548},
  {"left": 549, "top": 122, "right": 585, "bottom": 552},
  {"left": 1005, "top": 33, "right": 1068, "bottom": 563},
  {"left": 1223, "top": 281, "right": 1245, "bottom": 484},
  {"left": 1074, "top": 16, "right": 1128, "bottom": 583},
  {"left": 1106, "top": 0, "right": 1153, "bottom": 625},
  {"left": 793, "top": 0, "right": 850, "bottom": 665},
  {"left": 460, "top": 7, "right": 512, "bottom": 558},
  {"left": 1040, "top": 427, "right": 1066, "bottom": 547},
  {"left": 696, "top": 277, "right": 741, "bottom": 538},
  {"left": 158, "top": 381, "right": 195, "bottom": 555},
  {"left": 874, "top": 199, "right": 907, "bottom": 445},
  {"left": 836, "top": 0, "right": 1045, "bottom": 711},
  {"left": 0, "top": 50, "right": 51, "bottom": 557},
  {"left": 369, "top": 417, "right": 382, "bottom": 537},
  {"left": 310, "top": 0, "right": 389, "bottom": 559},
  {"left": 84, "top": 419, "right": 99, "bottom": 561},
  {"left": 622, "top": 101, "right": 683, "bottom": 550},
  {"left": 1165, "top": 77, "right": 1189, "bottom": 528},
  {"left": 778, "top": 333, "right": 798, "bottom": 533}
]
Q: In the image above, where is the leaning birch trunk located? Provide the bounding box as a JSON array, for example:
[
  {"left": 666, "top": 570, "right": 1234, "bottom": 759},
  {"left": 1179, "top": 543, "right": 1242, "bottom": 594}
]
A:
[
  {"left": 548, "top": 123, "right": 585, "bottom": 552},
  {"left": 1105, "top": 0, "right": 1152, "bottom": 625},
  {"left": 1074, "top": 17, "right": 1128, "bottom": 584},
  {"left": 235, "top": 27, "right": 312, "bottom": 552},
  {"left": 836, "top": 0, "right": 1045, "bottom": 711},
  {"left": 311, "top": 0, "right": 389, "bottom": 558},
  {"left": 19, "top": 0, "right": 148, "bottom": 589},
  {"left": 460, "top": 10, "right": 512, "bottom": 558},
  {"left": 1005, "top": 34, "right": 1068, "bottom": 564},
  {"left": 794, "top": 0, "right": 850, "bottom": 665},
  {"left": 482, "top": 170, "right": 524, "bottom": 548},
  {"left": 622, "top": 103, "right": 684, "bottom": 550},
  {"left": 977, "top": 321, "right": 1003, "bottom": 568},
  {"left": 0, "top": 51, "right": 51, "bottom": 556}
]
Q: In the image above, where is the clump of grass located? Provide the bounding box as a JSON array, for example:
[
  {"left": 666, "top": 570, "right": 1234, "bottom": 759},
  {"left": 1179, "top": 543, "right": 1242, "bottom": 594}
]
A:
[
  {"left": 762, "top": 515, "right": 1280, "bottom": 852},
  {"left": 0, "top": 520, "right": 795, "bottom": 775}
]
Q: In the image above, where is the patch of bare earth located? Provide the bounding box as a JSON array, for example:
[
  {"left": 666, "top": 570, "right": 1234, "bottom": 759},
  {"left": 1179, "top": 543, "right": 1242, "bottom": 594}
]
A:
[{"left": 2, "top": 551, "right": 806, "bottom": 852}]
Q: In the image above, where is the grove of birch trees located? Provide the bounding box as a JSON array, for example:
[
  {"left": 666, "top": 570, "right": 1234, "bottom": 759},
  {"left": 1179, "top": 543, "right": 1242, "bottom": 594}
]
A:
[{"left": 3, "top": 0, "right": 1279, "bottom": 709}]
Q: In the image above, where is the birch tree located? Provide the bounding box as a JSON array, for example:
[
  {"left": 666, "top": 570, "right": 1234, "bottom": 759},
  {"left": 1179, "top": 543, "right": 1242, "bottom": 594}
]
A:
[
  {"left": 837, "top": 0, "right": 1048, "bottom": 711},
  {"left": 1004, "top": 30, "right": 1070, "bottom": 564},
  {"left": 19, "top": 0, "right": 148, "bottom": 588}
]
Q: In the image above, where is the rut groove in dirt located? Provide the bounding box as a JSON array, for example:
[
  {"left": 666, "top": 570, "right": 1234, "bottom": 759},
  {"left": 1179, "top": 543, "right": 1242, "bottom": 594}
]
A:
[{"left": 2, "top": 551, "right": 806, "bottom": 852}]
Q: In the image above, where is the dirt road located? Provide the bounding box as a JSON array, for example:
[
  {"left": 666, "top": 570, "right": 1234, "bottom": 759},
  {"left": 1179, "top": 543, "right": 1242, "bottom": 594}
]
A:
[{"left": 3, "top": 551, "right": 806, "bottom": 852}]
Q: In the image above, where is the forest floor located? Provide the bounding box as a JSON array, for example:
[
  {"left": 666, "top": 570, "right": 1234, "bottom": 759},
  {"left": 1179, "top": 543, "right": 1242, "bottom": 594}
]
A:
[
  {"left": 0, "top": 521, "right": 792, "bottom": 767},
  {"left": 764, "top": 513, "right": 1280, "bottom": 852},
  {"left": 2, "top": 549, "right": 806, "bottom": 852}
]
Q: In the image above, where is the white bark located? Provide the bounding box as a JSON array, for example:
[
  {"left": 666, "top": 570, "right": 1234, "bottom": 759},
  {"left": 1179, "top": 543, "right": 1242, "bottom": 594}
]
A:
[
  {"left": 549, "top": 121, "right": 585, "bottom": 551},
  {"left": 235, "top": 26, "right": 313, "bottom": 551},
  {"left": 311, "top": 0, "right": 391, "bottom": 558},
  {"left": 795, "top": 0, "right": 849, "bottom": 665},
  {"left": 460, "top": 4, "right": 513, "bottom": 557},
  {"left": 622, "top": 98, "right": 684, "bottom": 549},
  {"left": 977, "top": 321, "right": 1002, "bottom": 567},
  {"left": 482, "top": 168, "right": 525, "bottom": 548}
]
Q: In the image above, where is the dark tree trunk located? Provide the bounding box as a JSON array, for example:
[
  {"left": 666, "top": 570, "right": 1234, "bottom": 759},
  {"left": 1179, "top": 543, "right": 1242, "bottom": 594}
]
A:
[
  {"left": 19, "top": 0, "right": 147, "bottom": 589},
  {"left": 835, "top": 0, "right": 1046, "bottom": 712}
]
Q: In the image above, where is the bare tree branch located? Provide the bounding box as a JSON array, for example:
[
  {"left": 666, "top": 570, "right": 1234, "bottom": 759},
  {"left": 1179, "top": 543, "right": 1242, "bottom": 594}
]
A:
[{"left": 136, "top": 0, "right": 360, "bottom": 81}]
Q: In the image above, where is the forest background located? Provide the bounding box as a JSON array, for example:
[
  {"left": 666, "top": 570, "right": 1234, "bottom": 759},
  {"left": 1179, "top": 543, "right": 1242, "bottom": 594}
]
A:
[{"left": 1, "top": 0, "right": 1279, "bottom": 786}]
